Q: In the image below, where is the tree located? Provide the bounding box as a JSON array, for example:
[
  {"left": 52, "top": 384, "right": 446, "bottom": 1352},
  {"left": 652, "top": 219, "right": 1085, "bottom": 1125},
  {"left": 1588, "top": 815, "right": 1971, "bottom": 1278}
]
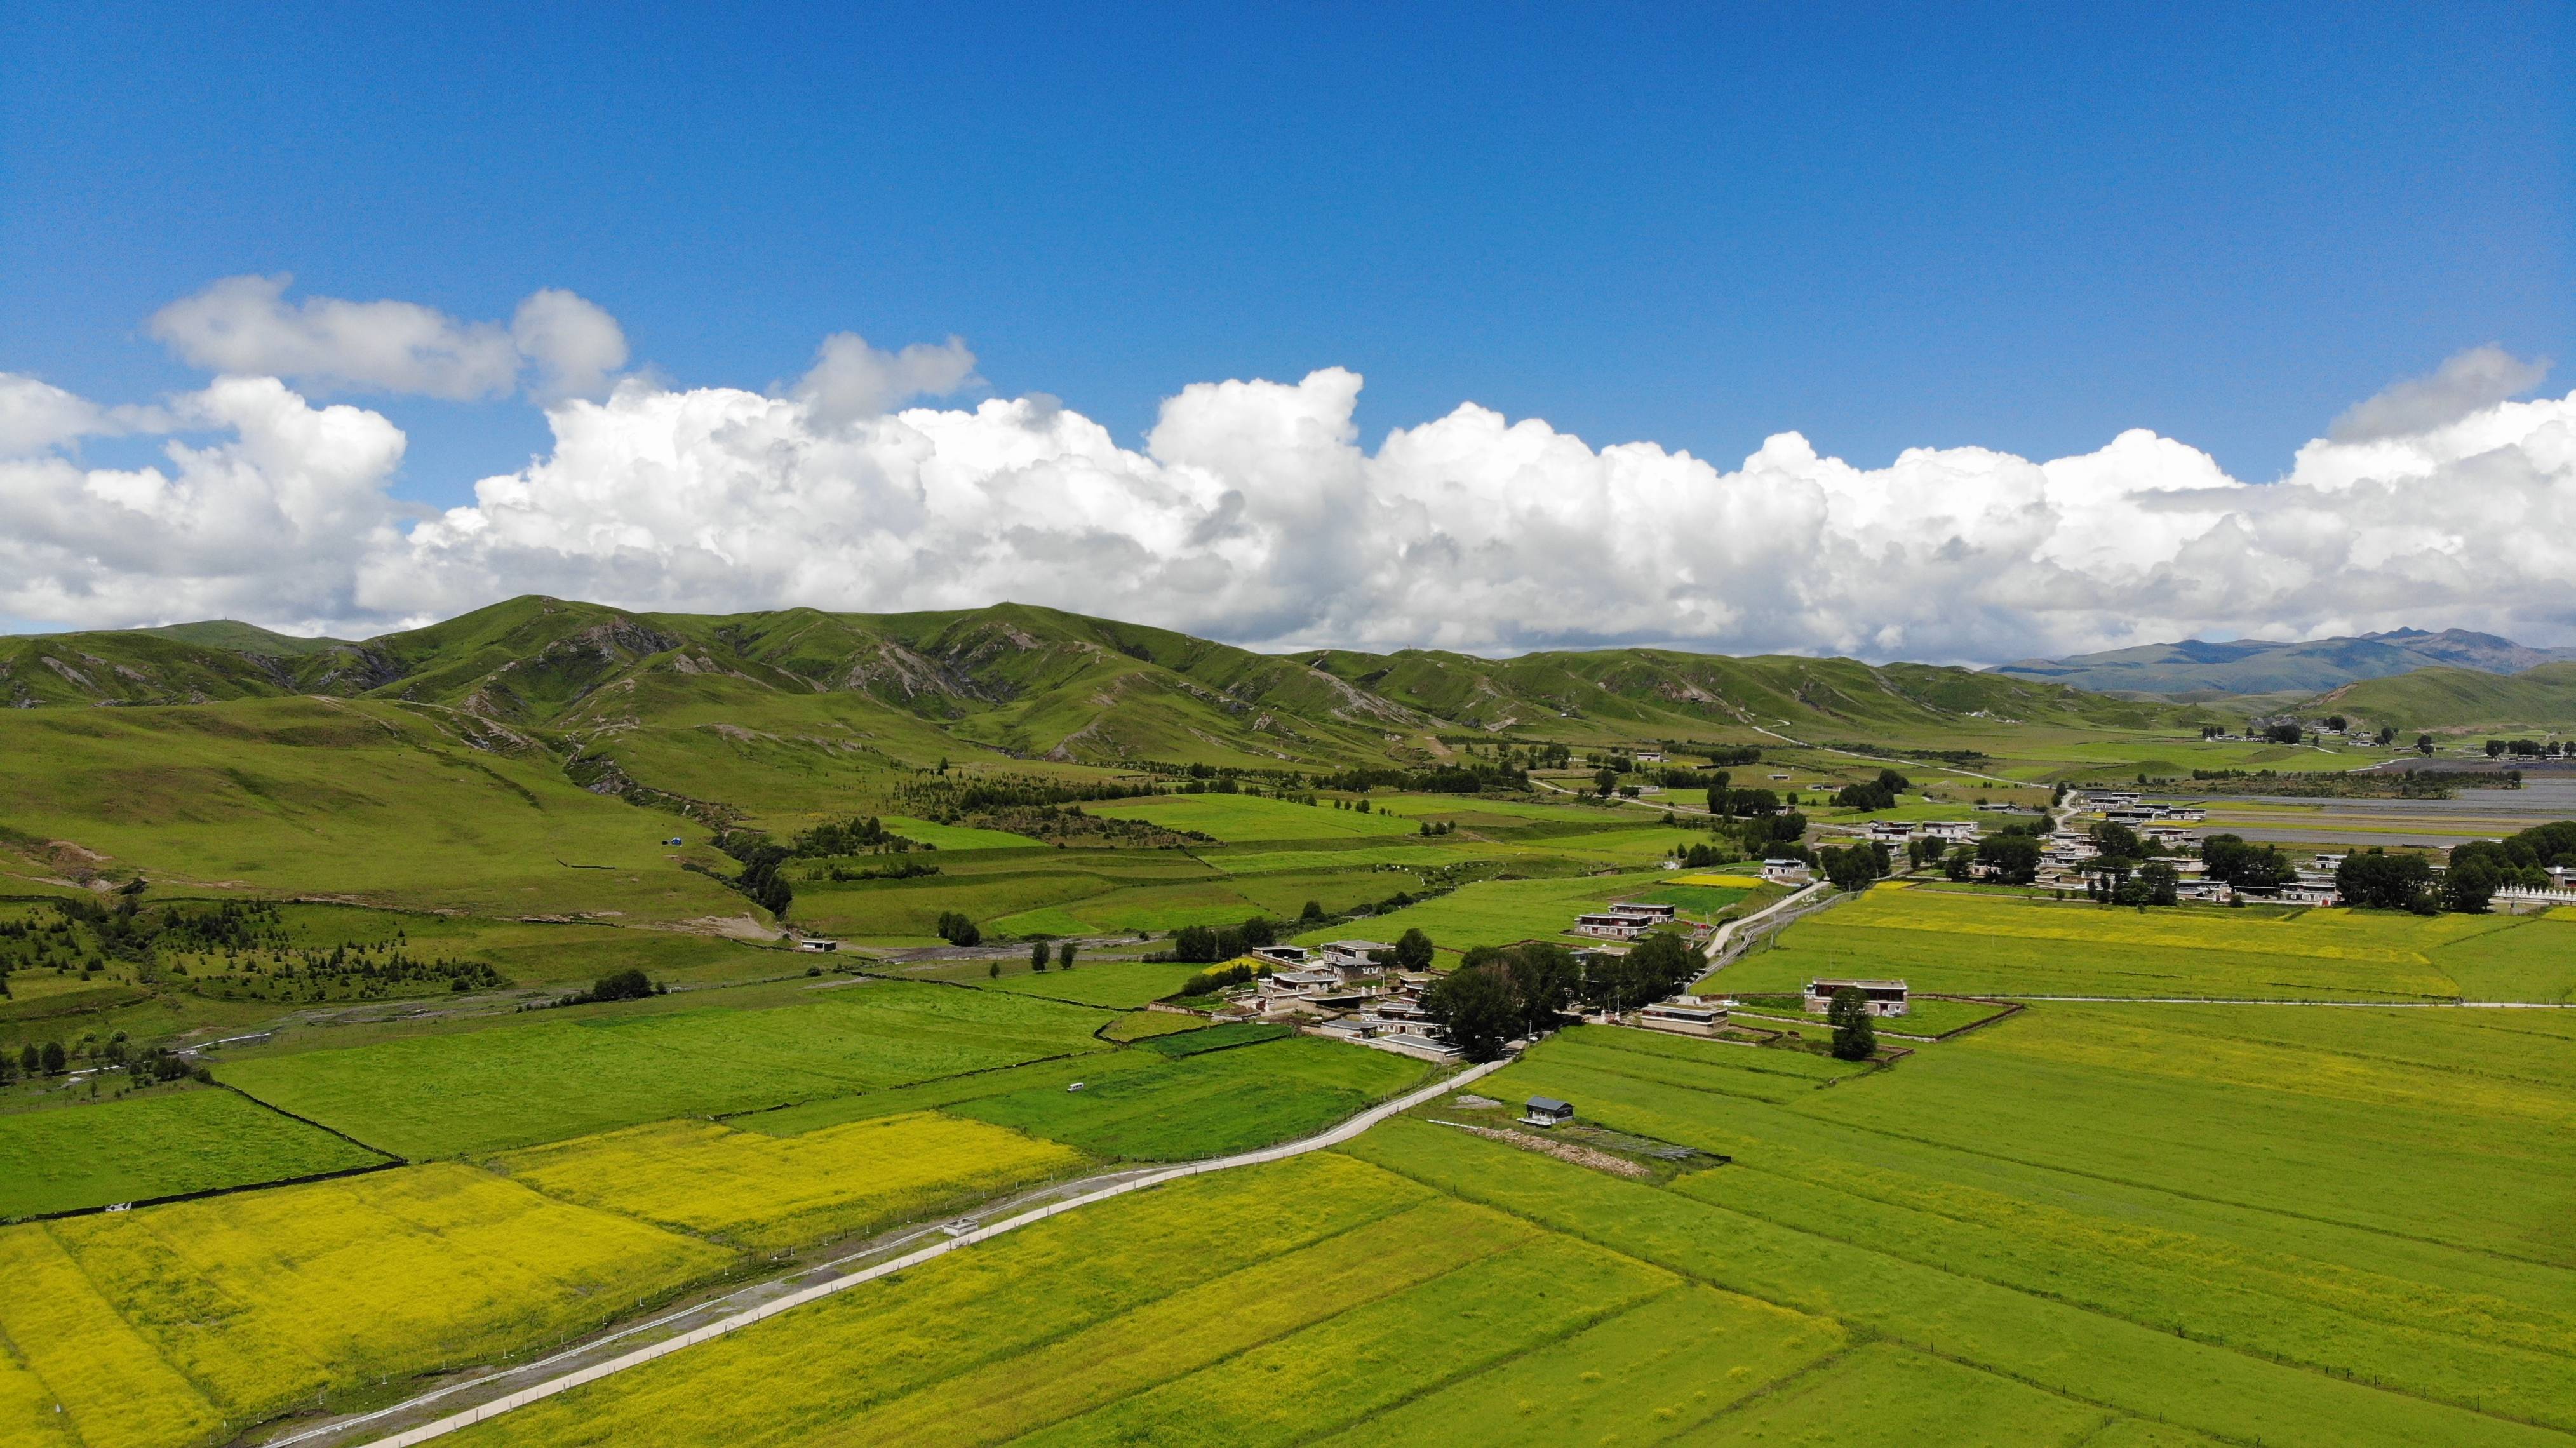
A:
[
  {"left": 1392, "top": 928, "right": 1435, "bottom": 972},
  {"left": 2201, "top": 834, "right": 2297, "bottom": 888},
  {"left": 2324, "top": 715, "right": 2348, "bottom": 734},
  {"left": 1975, "top": 835, "right": 2041, "bottom": 885},
  {"left": 1030, "top": 941, "right": 1050, "bottom": 972},
  {"left": 1300, "top": 899, "right": 1325, "bottom": 922},
  {"left": 2416, "top": 735, "right": 2434, "bottom": 756},
  {"left": 2267, "top": 723, "right": 2304, "bottom": 746},
  {"left": 1820, "top": 843, "right": 1882, "bottom": 892},
  {"left": 1595, "top": 767, "right": 1620, "bottom": 798},
  {"left": 1057, "top": 941, "right": 1078, "bottom": 970},
  {"left": 40, "top": 1041, "right": 65, "bottom": 1075},
  {"left": 1500, "top": 943, "right": 1582, "bottom": 1036},
  {"left": 936, "top": 911, "right": 983, "bottom": 947},
  {"left": 988, "top": 961, "right": 1001, "bottom": 979},
  {"left": 2137, "top": 860, "right": 2180, "bottom": 907},
  {"left": 1827, "top": 988, "right": 1876, "bottom": 1061},
  {"left": 2486, "top": 739, "right": 2507, "bottom": 758},
  {"left": 2337, "top": 848, "right": 2436, "bottom": 911},
  {"left": 17, "top": 1043, "right": 36, "bottom": 1076},
  {"left": 1421, "top": 963, "right": 1520, "bottom": 1063},
  {"left": 584, "top": 969, "right": 655, "bottom": 1003}
]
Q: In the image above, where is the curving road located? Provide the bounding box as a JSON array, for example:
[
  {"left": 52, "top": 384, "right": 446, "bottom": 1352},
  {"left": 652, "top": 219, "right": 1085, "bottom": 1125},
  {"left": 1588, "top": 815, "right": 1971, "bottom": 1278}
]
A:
[{"left": 341, "top": 1056, "right": 1510, "bottom": 1448}]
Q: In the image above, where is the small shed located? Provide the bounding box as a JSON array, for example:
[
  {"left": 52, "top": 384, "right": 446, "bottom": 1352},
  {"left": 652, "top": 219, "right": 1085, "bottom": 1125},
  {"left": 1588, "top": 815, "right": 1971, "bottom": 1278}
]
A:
[
  {"left": 795, "top": 938, "right": 840, "bottom": 953},
  {"left": 1522, "top": 1096, "right": 1576, "bottom": 1128}
]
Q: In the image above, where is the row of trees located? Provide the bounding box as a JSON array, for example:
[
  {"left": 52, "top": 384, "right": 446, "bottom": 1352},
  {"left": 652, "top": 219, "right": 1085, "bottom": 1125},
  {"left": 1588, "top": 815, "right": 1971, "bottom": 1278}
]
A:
[
  {"left": 1419, "top": 933, "right": 1703, "bottom": 1062},
  {"left": 1833, "top": 769, "right": 1914, "bottom": 812}
]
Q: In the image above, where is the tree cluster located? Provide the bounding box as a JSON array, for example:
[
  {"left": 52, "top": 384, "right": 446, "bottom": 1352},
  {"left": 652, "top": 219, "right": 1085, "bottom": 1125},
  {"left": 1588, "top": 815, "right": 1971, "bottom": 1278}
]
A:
[
  {"left": 2199, "top": 834, "right": 2298, "bottom": 888},
  {"left": 788, "top": 815, "right": 931, "bottom": 857},
  {"left": 2335, "top": 849, "right": 2438, "bottom": 913},
  {"left": 934, "top": 911, "right": 983, "bottom": 947},
  {"left": 1833, "top": 769, "right": 1914, "bottom": 812}
]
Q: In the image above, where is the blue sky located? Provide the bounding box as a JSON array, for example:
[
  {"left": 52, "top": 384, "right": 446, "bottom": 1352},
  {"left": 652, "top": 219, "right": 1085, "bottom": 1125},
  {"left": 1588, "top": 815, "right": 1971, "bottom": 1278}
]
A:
[
  {"left": 3, "top": 4, "right": 2573, "bottom": 659},
  {"left": 5, "top": 2, "right": 2566, "bottom": 507}
]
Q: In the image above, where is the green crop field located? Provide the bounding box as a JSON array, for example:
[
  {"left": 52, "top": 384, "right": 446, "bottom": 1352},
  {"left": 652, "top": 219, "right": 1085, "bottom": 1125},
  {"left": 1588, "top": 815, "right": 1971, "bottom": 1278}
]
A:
[
  {"left": 0, "top": 1088, "right": 391, "bottom": 1219},
  {"left": 1715, "top": 884, "right": 2565, "bottom": 1002},
  {"left": 1337, "top": 999, "right": 2576, "bottom": 1445},
  {"left": 1292, "top": 870, "right": 1679, "bottom": 957},
  {"left": 1087, "top": 793, "right": 1421, "bottom": 841},
  {"left": 950, "top": 1036, "right": 1426, "bottom": 1160},
  {"left": 978, "top": 958, "right": 1206, "bottom": 1009},
  {"left": 217, "top": 982, "right": 1113, "bottom": 1158}
]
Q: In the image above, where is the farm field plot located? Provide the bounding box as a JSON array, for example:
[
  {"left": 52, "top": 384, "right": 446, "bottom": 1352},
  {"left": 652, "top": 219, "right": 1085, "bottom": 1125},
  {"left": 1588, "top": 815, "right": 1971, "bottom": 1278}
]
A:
[
  {"left": 1726, "top": 994, "right": 2016, "bottom": 1038},
  {"left": 1202, "top": 839, "right": 1510, "bottom": 875},
  {"left": 951, "top": 1036, "right": 1425, "bottom": 1160},
  {"left": 1097, "top": 1008, "right": 1209, "bottom": 1041},
  {"left": 0, "top": 1087, "right": 391, "bottom": 1220},
  {"left": 1404, "top": 1001, "right": 2576, "bottom": 1432},
  {"left": 1720, "top": 885, "right": 2535, "bottom": 1000},
  {"left": 788, "top": 869, "right": 1125, "bottom": 938},
  {"left": 0, "top": 1162, "right": 727, "bottom": 1446},
  {"left": 1675, "top": 1342, "right": 2114, "bottom": 1446},
  {"left": 875, "top": 815, "right": 1046, "bottom": 849},
  {"left": 1291, "top": 870, "right": 1676, "bottom": 957},
  {"left": 979, "top": 958, "right": 1206, "bottom": 1008},
  {"left": 987, "top": 880, "right": 1268, "bottom": 937},
  {"left": 495, "top": 1111, "right": 1086, "bottom": 1249},
  {"left": 1345, "top": 1112, "right": 2572, "bottom": 1448},
  {"left": 727, "top": 1050, "right": 1169, "bottom": 1137},
  {"left": 2429, "top": 915, "right": 2576, "bottom": 1002},
  {"left": 436, "top": 1151, "right": 1856, "bottom": 1448},
  {"left": 218, "top": 981, "right": 1111, "bottom": 1158},
  {"left": 1087, "top": 793, "right": 1419, "bottom": 841},
  {"left": 1365, "top": 794, "right": 1640, "bottom": 826}
]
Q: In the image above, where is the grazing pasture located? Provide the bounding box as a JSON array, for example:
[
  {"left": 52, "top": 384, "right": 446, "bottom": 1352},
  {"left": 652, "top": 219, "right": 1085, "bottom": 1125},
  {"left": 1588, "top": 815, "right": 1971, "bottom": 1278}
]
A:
[
  {"left": 218, "top": 981, "right": 1111, "bottom": 1158},
  {"left": 496, "top": 1111, "right": 1087, "bottom": 1249},
  {"left": 0, "top": 1088, "right": 390, "bottom": 1220}
]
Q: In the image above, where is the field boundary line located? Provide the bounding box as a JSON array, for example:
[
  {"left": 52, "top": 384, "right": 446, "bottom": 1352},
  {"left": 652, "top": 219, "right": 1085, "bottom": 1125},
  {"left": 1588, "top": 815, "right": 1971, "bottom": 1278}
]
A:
[
  {"left": 351, "top": 1056, "right": 1507, "bottom": 1447},
  {"left": 210, "top": 1083, "right": 412, "bottom": 1162}
]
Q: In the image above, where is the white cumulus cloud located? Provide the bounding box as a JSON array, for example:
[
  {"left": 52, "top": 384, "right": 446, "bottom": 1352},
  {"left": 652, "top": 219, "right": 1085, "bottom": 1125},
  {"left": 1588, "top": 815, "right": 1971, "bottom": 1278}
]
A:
[
  {"left": 147, "top": 276, "right": 630, "bottom": 403},
  {"left": 5, "top": 340, "right": 2573, "bottom": 663},
  {"left": 790, "top": 332, "right": 981, "bottom": 429}
]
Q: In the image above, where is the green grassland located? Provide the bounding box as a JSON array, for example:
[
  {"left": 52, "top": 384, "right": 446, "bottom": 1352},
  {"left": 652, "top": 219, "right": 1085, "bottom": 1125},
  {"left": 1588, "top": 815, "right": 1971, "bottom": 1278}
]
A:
[
  {"left": 0, "top": 699, "right": 746, "bottom": 923},
  {"left": 1087, "top": 793, "right": 1421, "bottom": 841},
  {"left": 217, "top": 981, "right": 1113, "bottom": 1158},
  {"left": 1291, "top": 870, "right": 1680, "bottom": 957},
  {"left": 1717, "top": 884, "right": 2568, "bottom": 1002},
  {"left": 950, "top": 1036, "right": 1428, "bottom": 1160},
  {"left": 0, "top": 1087, "right": 391, "bottom": 1219},
  {"left": 1343, "top": 999, "right": 2576, "bottom": 1446},
  {"left": 979, "top": 959, "right": 1206, "bottom": 1009}
]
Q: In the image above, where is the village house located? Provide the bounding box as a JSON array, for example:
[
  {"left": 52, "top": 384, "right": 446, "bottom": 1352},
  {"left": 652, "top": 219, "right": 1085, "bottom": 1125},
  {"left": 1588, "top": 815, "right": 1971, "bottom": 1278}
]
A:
[
  {"left": 1636, "top": 996, "right": 1727, "bottom": 1037},
  {"left": 1804, "top": 978, "right": 1910, "bottom": 1017},
  {"left": 1318, "top": 940, "right": 1392, "bottom": 973},
  {"left": 1522, "top": 1096, "right": 1576, "bottom": 1127},
  {"left": 1761, "top": 858, "right": 1812, "bottom": 884}
]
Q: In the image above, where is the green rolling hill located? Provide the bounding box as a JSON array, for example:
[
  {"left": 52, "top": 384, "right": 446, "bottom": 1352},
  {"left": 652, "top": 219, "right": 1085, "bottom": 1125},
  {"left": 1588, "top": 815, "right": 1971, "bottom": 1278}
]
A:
[{"left": 2305, "top": 662, "right": 2576, "bottom": 732}]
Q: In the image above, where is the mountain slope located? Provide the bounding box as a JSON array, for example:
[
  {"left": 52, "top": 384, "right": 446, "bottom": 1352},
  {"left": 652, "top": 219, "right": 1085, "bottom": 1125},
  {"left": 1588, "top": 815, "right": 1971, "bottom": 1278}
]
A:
[
  {"left": 10, "top": 596, "right": 2204, "bottom": 768},
  {"left": 1994, "top": 629, "right": 2576, "bottom": 695},
  {"left": 2307, "top": 662, "right": 2576, "bottom": 732}
]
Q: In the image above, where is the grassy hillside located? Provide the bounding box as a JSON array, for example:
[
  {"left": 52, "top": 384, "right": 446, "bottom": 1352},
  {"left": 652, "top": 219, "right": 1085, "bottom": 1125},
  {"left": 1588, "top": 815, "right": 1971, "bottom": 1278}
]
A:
[{"left": 2309, "top": 662, "right": 2576, "bottom": 732}]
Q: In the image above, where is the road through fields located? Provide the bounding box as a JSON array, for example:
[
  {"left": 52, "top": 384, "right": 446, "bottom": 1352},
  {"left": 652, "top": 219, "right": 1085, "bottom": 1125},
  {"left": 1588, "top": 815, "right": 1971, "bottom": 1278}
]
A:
[{"left": 309, "top": 1055, "right": 1508, "bottom": 1448}]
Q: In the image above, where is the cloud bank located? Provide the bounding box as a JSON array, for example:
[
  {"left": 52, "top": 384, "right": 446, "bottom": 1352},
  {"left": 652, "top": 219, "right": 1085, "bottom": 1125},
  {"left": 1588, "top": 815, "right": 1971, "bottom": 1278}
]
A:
[{"left": 5, "top": 285, "right": 2572, "bottom": 662}]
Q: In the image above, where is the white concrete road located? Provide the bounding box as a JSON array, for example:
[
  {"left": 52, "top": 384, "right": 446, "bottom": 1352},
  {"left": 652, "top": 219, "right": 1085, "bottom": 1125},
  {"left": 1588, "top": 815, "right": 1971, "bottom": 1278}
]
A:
[{"left": 340, "top": 1056, "right": 1510, "bottom": 1448}]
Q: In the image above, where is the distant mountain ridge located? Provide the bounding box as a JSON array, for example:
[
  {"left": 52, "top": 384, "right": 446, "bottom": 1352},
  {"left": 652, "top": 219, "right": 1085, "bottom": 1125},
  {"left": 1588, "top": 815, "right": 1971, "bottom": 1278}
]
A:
[
  {"left": 1, "top": 596, "right": 2196, "bottom": 768},
  {"left": 1990, "top": 628, "right": 2576, "bottom": 697}
]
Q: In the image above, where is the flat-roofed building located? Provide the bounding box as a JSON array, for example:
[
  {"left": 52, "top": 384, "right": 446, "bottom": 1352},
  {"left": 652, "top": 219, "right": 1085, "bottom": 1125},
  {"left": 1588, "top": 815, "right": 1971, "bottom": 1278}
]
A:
[
  {"left": 1637, "top": 998, "right": 1728, "bottom": 1037},
  {"left": 1803, "top": 978, "right": 1909, "bottom": 1017}
]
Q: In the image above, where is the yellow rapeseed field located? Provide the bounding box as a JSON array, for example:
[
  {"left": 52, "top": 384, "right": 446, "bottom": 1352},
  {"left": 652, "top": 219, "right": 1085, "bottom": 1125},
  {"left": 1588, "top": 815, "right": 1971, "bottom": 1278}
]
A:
[
  {"left": 0, "top": 1224, "right": 221, "bottom": 1448},
  {"left": 496, "top": 1111, "right": 1089, "bottom": 1250},
  {"left": 44, "top": 1162, "right": 730, "bottom": 1430},
  {"left": 0, "top": 1344, "right": 79, "bottom": 1448}
]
